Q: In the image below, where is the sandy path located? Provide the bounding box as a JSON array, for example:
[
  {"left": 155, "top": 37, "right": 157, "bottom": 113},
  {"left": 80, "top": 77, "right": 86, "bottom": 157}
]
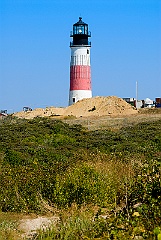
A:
[{"left": 18, "top": 216, "right": 59, "bottom": 239}]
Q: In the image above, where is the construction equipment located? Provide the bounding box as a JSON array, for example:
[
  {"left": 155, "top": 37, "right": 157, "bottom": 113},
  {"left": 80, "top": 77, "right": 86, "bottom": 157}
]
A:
[{"left": 23, "top": 107, "right": 32, "bottom": 112}]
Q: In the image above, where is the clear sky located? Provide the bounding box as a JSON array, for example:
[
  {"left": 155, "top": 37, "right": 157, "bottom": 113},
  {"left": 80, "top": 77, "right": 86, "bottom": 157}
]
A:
[{"left": 0, "top": 0, "right": 161, "bottom": 113}]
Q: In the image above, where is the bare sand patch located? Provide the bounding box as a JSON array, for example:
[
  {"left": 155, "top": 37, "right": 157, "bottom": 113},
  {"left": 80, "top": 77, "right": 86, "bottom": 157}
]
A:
[{"left": 18, "top": 216, "right": 59, "bottom": 239}]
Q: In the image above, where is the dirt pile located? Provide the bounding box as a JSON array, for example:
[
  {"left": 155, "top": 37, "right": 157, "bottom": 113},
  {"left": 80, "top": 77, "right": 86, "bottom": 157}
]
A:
[
  {"left": 13, "top": 96, "right": 138, "bottom": 119},
  {"left": 13, "top": 107, "right": 66, "bottom": 119},
  {"left": 64, "top": 96, "right": 137, "bottom": 117}
]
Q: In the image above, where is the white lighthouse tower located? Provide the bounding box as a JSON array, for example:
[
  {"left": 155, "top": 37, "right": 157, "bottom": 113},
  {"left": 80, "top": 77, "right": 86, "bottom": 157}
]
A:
[{"left": 69, "top": 17, "right": 92, "bottom": 106}]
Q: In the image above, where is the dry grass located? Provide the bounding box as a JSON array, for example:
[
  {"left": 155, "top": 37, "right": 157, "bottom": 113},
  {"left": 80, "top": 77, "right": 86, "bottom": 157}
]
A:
[
  {"left": 62, "top": 111, "right": 161, "bottom": 131},
  {"left": 0, "top": 213, "right": 23, "bottom": 239}
]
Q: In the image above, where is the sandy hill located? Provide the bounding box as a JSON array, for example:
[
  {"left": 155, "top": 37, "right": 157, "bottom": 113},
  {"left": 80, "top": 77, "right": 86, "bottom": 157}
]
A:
[{"left": 13, "top": 96, "right": 138, "bottom": 119}]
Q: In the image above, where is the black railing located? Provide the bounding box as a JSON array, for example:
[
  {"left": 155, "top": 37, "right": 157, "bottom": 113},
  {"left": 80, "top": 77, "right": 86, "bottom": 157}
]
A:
[{"left": 70, "top": 41, "right": 91, "bottom": 47}]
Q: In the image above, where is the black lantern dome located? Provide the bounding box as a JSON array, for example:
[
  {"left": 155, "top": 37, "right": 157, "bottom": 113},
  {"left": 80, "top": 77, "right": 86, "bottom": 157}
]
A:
[{"left": 70, "top": 17, "right": 91, "bottom": 46}]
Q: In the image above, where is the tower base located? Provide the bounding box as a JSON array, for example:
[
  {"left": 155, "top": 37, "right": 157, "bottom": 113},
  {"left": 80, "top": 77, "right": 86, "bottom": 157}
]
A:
[{"left": 69, "top": 90, "right": 92, "bottom": 106}]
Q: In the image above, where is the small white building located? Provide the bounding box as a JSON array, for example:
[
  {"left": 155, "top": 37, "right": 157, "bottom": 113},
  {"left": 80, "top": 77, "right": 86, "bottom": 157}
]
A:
[{"left": 144, "top": 98, "right": 155, "bottom": 108}]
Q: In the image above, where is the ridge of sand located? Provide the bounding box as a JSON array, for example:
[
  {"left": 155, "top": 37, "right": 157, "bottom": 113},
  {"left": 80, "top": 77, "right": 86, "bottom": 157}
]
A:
[{"left": 13, "top": 96, "right": 138, "bottom": 119}]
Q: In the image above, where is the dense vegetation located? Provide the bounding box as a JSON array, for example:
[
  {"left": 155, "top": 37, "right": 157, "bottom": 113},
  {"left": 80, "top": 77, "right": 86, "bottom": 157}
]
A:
[{"left": 0, "top": 116, "right": 161, "bottom": 239}]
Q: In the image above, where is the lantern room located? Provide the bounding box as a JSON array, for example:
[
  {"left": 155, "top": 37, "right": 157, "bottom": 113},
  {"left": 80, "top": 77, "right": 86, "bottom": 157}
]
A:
[{"left": 70, "top": 17, "right": 91, "bottom": 46}]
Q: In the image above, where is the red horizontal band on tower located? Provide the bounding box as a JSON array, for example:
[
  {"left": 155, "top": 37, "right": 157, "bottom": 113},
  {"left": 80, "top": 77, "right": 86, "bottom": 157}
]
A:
[{"left": 70, "top": 65, "right": 91, "bottom": 90}]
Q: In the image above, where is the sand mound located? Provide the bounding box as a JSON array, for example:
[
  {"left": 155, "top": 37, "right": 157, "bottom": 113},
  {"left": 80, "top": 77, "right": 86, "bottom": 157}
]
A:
[
  {"left": 13, "top": 107, "right": 66, "bottom": 119},
  {"left": 64, "top": 96, "right": 137, "bottom": 117},
  {"left": 13, "top": 96, "right": 138, "bottom": 119}
]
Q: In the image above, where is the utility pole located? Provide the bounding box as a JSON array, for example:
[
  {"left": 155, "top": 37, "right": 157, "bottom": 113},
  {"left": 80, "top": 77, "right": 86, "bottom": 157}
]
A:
[{"left": 136, "top": 81, "right": 138, "bottom": 109}]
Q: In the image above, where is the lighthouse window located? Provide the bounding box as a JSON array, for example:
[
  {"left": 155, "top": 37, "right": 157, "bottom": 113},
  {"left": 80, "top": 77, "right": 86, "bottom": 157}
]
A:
[
  {"left": 85, "top": 25, "right": 88, "bottom": 35},
  {"left": 73, "top": 26, "right": 77, "bottom": 35},
  {"left": 73, "top": 98, "right": 75, "bottom": 103},
  {"left": 77, "top": 25, "right": 84, "bottom": 34},
  {"left": 87, "top": 49, "right": 89, "bottom": 54}
]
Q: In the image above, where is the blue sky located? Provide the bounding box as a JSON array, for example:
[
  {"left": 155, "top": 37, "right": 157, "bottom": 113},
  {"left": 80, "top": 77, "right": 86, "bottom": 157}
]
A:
[{"left": 0, "top": 0, "right": 161, "bottom": 113}]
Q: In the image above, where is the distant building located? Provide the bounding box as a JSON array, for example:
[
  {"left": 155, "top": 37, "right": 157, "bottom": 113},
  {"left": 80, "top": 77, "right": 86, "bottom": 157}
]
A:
[
  {"left": 123, "top": 98, "right": 144, "bottom": 109},
  {"left": 123, "top": 98, "right": 135, "bottom": 107},
  {"left": 0, "top": 110, "right": 7, "bottom": 114},
  {"left": 135, "top": 100, "right": 144, "bottom": 109},
  {"left": 155, "top": 98, "right": 161, "bottom": 108},
  {"left": 144, "top": 98, "right": 155, "bottom": 108},
  {"left": 123, "top": 97, "right": 160, "bottom": 109}
]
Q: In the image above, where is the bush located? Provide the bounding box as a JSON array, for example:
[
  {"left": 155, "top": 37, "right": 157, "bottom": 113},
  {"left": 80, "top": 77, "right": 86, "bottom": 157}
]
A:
[{"left": 52, "top": 164, "right": 115, "bottom": 208}]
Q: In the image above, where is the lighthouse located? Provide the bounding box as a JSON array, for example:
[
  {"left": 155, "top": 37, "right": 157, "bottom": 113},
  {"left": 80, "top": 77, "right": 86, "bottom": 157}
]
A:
[{"left": 69, "top": 17, "right": 92, "bottom": 106}]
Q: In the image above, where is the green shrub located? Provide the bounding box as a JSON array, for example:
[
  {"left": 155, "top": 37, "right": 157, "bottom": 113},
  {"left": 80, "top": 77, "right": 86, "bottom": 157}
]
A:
[{"left": 52, "top": 164, "right": 115, "bottom": 208}]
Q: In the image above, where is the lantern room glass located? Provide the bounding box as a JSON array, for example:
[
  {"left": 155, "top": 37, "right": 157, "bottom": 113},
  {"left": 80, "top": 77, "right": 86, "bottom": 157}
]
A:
[{"left": 73, "top": 25, "right": 88, "bottom": 35}]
